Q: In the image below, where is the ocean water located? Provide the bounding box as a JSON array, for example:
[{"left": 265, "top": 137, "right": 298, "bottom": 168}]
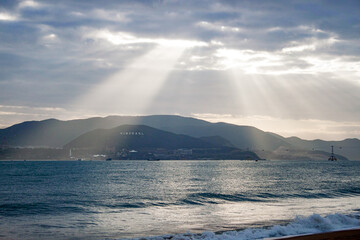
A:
[{"left": 0, "top": 160, "right": 359, "bottom": 240}]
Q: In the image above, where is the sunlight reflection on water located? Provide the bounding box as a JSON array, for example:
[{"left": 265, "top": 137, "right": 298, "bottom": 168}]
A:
[{"left": 0, "top": 160, "right": 359, "bottom": 239}]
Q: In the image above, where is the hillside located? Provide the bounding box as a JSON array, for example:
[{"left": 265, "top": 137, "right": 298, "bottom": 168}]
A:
[
  {"left": 0, "top": 115, "right": 209, "bottom": 148},
  {"left": 64, "top": 124, "right": 215, "bottom": 150},
  {"left": 0, "top": 115, "right": 290, "bottom": 151},
  {"left": 285, "top": 137, "right": 360, "bottom": 161},
  {"left": 0, "top": 115, "right": 358, "bottom": 160},
  {"left": 63, "top": 125, "right": 259, "bottom": 160},
  {"left": 255, "top": 147, "right": 348, "bottom": 161},
  {"left": 199, "top": 136, "right": 235, "bottom": 147}
]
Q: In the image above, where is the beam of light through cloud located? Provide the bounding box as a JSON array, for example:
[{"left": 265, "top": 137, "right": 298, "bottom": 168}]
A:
[
  {"left": 73, "top": 45, "right": 189, "bottom": 116},
  {"left": 213, "top": 44, "right": 360, "bottom": 78},
  {"left": 1, "top": 0, "right": 360, "bottom": 141},
  {"left": 214, "top": 48, "right": 283, "bottom": 74},
  {"left": 211, "top": 62, "right": 360, "bottom": 140},
  {"left": 190, "top": 113, "right": 360, "bottom": 141},
  {"left": 71, "top": 30, "right": 207, "bottom": 117}
]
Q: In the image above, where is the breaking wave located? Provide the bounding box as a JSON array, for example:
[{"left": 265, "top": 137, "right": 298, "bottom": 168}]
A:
[{"left": 117, "top": 213, "right": 360, "bottom": 240}]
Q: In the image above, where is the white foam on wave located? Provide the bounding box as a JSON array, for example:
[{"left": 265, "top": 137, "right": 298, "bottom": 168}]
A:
[{"left": 117, "top": 213, "right": 360, "bottom": 240}]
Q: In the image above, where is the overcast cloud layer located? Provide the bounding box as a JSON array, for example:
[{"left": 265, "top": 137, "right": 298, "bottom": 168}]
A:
[{"left": 1, "top": 0, "right": 360, "bottom": 140}]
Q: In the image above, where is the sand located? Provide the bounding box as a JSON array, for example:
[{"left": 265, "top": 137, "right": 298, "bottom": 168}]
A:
[{"left": 266, "top": 228, "right": 360, "bottom": 240}]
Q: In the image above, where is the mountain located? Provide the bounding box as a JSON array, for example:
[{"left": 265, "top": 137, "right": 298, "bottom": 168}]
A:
[
  {"left": 63, "top": 125, "right": 259, "bottom": 160},
  {"left": 284, "top": 137, "right": 359, "bottom": 161},
  {"left": 64, "top": 125, "right": 215, "bottom": 150},
  {"left": 166, "top": 121, "right": 291, "bottom": 151},
  {"left": 199, "top": 136, "right": 235, "bottom": 148},
  {"left": 255, "top": 146, "right": 348, "bottom": 161},
  {"left": 0, "top": 115, "right": 290, "bottom": 150},
  {"left": 0, "top": 115, "right": 358, "bottom": 160}
]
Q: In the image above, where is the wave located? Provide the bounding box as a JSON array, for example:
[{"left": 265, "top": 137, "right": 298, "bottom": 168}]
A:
[
  {"left": 174, "top": 189, "right": 360, "bottom": 206},
  {"left": 116, "top": 213, "right": 360, "bottom": 240},
  {"left": 179, "top": 193, "right": 265, "bottom": 205},
  {"left": 0, "top": 202, "right": 86, "bottom": 216},
  {"left": 2, "top": 187, "right": 360, "bottom": 217}
]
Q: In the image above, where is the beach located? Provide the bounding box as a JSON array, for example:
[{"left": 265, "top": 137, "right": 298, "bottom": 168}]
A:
[{"left": 269, "top": 228, "right": 360, "bottom": 240}]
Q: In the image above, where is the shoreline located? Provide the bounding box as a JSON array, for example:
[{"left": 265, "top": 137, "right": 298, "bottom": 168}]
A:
[
  {"left": 267, "top": 228, "right": 360, "bottom": 240},
  {"left": 110, "top": 213, "right": 360, "bottom": 240},
  {"left": 114, "top": 227, "right": 360, "bottom": 240}
]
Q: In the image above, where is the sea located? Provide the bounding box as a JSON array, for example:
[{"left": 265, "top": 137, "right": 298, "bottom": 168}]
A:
[{"left": 0, "top": 160, "right": 360, "bottom": 240}]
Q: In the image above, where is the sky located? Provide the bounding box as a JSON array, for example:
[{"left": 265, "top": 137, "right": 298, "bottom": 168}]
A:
[{"left": 0, "top": 0, "right": 360, "bottom": 140}]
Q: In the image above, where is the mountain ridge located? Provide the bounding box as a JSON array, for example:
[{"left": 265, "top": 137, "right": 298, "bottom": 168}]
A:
[
  {"left": 0, "top": 115, "right": 358, "bottom": 160},
  {"left": 64, "top": 124, "right": 216, "bottom": 150},
  {"left": 63, "top": 124, "right": 259, "bottom": 160}
]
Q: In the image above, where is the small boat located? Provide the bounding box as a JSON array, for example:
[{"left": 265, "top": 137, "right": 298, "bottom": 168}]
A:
[
  {"left": 328, "top": 146, "right": 337, "bottom": 161},
  {"left": 106, "top": 158, "right": 112, "bottom": 161}
]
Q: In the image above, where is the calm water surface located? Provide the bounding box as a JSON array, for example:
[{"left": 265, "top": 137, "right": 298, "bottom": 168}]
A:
[{"left": 0, "top": 160, "right": 359, "bottom": 239}]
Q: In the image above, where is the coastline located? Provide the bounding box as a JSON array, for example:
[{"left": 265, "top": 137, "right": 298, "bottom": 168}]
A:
[
  {"left": 268, "top": 228, "right": 360, "bottom": 240},
  {"left": 112, "top": 213, "right": 360, "bottom": 240}
]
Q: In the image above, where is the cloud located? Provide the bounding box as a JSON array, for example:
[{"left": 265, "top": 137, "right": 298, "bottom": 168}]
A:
[
  {"left": 281, "top": 35, "right": 339, "bottom": 54},
  {"left": 91, "top": 9, "right": 129, "bottom": 23},
  {"left": 18, "top": 0, "right": 42, "bottom": 9},
  {"left": 0, "top": 11, "right": 18, "bottom": 21},
  {"left": 85, "top": 29, "right": 208, "bottom": 48},
  {"left": 196, "top": 21, "right": 242, "bottom": 33},
  {"left": 0, "top": 104, "right": 70, "bottom": 128},
  {"left": 0, "top": 0, "right": 360, "bottom": 140},
  {"left": 214, "top": 48, "right": 283, "bottom": 73}
]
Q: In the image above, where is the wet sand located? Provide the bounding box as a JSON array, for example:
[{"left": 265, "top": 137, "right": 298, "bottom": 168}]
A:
[{"left": 267, "top": 228, "right": 360, "bottom": 240}]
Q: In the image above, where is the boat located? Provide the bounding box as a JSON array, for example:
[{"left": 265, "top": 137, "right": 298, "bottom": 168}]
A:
[
  {"left": 328, "top": 145, "right": 337, "bottom": 161},
  {"left": 106, "top": 158, "right": 112, "bottom": 161}
]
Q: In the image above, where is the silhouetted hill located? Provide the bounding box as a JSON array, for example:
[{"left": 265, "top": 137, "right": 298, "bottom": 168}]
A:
[
  {"left": 0, "top": 115, "right": 287, "bottom": 151},
  {"left": 0, "top": 115, "right": 359, "bottom": 160},
  {"left": 62, "top": 125, "right": 259, "bottom": 160},
  {"left": 285, "top": 137, "right": 360, "bottom": 161},
  {"left": 199, "top": 136, "right": 235, "bottom": 147},
  {"left": 64, "top": 125, "right": 215, "bottom": 150},
  {"left": 255, "top": 146, "right": 348, "bottom": 161},
  {"left": 170, "top": 122, "right": 291, "bottom": 151}
]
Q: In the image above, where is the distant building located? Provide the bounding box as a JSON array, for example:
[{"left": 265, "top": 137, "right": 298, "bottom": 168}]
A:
[
  {"left": 119, "top": 132, "right": 144, "bottom": 136},
  {"left": 174, "top": 149, "right": 193, "bottom": 156}
]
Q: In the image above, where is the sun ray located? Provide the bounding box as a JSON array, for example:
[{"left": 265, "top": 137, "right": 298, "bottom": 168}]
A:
[{"left": 72, "top": 45, "right": 187, "bottom": 117}]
